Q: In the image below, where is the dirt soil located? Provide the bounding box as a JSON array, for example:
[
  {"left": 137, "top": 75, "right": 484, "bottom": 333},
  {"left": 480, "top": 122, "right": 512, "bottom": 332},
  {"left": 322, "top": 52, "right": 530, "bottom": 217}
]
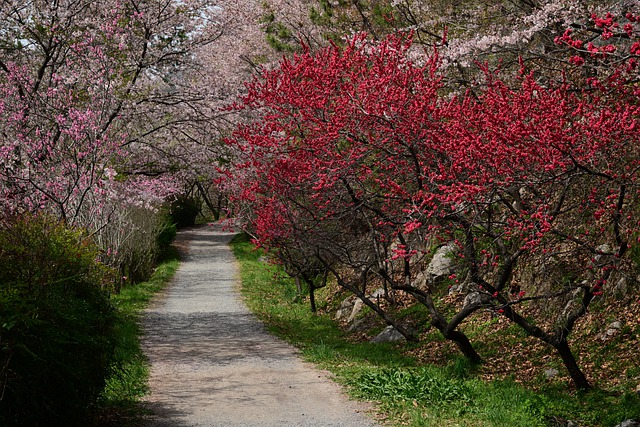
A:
[{"left": 140, "top": 224, "right": 377, "bottom": 427}]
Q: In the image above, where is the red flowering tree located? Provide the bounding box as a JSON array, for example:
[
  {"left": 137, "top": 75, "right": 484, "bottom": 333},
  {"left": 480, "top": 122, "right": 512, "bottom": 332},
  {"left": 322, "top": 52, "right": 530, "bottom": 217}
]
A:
[{"left": 225, "top": 14, "right": 640, "bottom": 388}]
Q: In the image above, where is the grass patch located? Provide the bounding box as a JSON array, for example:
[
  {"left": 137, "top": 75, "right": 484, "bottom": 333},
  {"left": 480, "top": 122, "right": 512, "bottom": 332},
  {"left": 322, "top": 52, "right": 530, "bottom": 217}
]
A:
[
  {"left": 230, "top": 233, "right": 640, "bottom": 427},
  {"left": 94, "top": 247, "right": 180, "bottom": 426}
]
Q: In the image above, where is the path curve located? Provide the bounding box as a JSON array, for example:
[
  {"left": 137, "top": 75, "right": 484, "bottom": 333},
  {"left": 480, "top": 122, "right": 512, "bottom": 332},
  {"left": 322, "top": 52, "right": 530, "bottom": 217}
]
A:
[{"left": 141, "top": 224, "right": 377, "bottom": 427}]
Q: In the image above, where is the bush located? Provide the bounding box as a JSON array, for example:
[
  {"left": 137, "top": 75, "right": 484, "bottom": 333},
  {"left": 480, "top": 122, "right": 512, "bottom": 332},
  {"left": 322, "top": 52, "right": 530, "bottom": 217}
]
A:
[
  {"left": 168, "top": 194, "right": 199, "bottom": 228},
  {"left": 92, "top": 204, "right": 174, "bottom": 287},
  {"left": 156, "top": 211, "right": 177, "bottom": 258},
  {"left": 0, "top": 215, "right": 117, "bottom": 426}
]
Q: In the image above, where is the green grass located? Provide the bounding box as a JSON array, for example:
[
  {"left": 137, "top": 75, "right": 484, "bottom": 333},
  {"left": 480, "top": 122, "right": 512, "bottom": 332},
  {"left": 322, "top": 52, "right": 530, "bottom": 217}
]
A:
[
  {"left": 94, "top": 247, "right": 180, "bottom": 426},
  {"left": 230, "top": 233, "right": 640, "bottom": 427}
]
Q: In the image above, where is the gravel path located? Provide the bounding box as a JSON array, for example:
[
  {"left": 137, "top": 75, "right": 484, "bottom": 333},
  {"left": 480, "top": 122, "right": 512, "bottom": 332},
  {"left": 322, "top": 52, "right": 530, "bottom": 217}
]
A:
[{"left": 141, "top": 224, "right": 377, "bottom": 427}]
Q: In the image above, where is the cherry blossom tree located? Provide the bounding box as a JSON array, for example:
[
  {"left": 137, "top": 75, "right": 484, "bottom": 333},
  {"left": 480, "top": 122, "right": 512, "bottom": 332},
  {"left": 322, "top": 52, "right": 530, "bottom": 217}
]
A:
[
  {"left": 0, "top": 0, "right": 226, "bottom": 220},
  {"left": 0, "top": 0, "right": 245, "bottom": 280}
]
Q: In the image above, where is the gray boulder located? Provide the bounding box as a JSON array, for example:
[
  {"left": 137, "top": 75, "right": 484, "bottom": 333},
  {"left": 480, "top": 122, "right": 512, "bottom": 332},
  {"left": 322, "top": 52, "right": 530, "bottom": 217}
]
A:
[
  {"left": 544, "top": 368, "right": 559, "bottom": 379},
  {"left": 370, "top": 326, "right": 406, "bottom": 343},
  {"left": 426, "top": 243, "right": 457, "bottom": 282}
]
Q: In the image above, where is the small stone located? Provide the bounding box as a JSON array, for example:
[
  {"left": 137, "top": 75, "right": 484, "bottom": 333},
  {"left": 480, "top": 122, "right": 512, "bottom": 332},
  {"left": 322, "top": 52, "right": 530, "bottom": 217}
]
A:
[
  {"left": 600, "top": 320, "right": 622, "bottom": 341},
  {"left": 614, "top": 420, "right": 640, "bottom": 427},
  {"left": 593, "top": 244, "right": 611, "bottom": 265},
  {"left": 609, "top": 321, "right": 623, "bottom": 330},
  {"left": 335, "top": 297, "right": 355, "bottom": 321},
  {"left": 347, "top": 318, "right": 367, "bottom": 333},
  {"left": 411, "top": 270, "right": 428, "bottom": 290},
  {"left": 602, "top": 321, "right": 623, "bottom": 341},
  {"left": 544, "top": 368, "right": 559, "bottom": 379},
  {"left": 347, "top": 298, "right": 363, "bottom": 323},
  {"left": 613, "top": 276, "right": 629, "bottom": 296},
  {"left": 369, "top": 288, "right": 386, "bottom": 300}
]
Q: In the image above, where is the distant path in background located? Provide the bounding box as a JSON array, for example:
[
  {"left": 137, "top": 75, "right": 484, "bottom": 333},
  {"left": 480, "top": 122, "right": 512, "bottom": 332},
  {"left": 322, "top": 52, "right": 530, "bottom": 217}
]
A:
[{"left": 141, "top": 223, "right": 377, "bottom": 427}]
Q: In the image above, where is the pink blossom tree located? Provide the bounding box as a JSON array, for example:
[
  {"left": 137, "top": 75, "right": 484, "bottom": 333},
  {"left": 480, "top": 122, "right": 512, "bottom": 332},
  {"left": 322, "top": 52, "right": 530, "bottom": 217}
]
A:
[
  {"left": 0, "top": 0, "right": 226, "bottom": 221},
  {"left": 0, "top": 0, "right": 239, "bottom": 278}
]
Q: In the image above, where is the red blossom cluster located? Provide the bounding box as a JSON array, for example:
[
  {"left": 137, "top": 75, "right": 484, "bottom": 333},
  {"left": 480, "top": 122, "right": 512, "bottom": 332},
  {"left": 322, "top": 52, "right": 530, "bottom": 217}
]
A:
[{"left": 223, "top": 16, "right": 640, "bottom": 388}]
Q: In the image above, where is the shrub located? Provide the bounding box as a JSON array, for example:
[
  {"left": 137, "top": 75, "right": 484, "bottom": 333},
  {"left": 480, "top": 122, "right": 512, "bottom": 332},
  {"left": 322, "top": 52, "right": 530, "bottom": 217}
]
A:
[
  {"left": 0, "top": 214, "right": 117, "bottom": 426},
  {"left": 156, "top": 210, "right": 177, "bottom": 258},
  {"left": 168, "top": 194, "right": 199, "bottom": 228},
  {"left": 92, "top": 204, "right": 174, "bottom": 287}
]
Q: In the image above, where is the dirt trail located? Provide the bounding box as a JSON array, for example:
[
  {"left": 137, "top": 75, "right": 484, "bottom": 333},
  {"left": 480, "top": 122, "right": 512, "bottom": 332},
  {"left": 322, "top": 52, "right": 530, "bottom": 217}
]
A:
[{"left": 141, "top": 224, "right": 377, "bottom": 427}]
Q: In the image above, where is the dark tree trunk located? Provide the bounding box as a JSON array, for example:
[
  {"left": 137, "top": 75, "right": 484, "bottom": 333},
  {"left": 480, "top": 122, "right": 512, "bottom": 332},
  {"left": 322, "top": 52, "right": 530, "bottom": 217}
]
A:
[
  {"left": 309, "top": 284, "right": 317, "bottom": 313},
  {"left": 444, "top": 329, "right": 483, "bottom": 363},
  {"left": 195, "top": 180, "right": 220, "bottom": 220},
  {"left": 554, "top": 338, "right": 591, "bottom": 390}
]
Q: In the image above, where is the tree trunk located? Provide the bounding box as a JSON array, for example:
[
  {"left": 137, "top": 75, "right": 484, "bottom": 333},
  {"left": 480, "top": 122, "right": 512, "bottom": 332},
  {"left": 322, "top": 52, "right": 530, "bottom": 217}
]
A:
[
  {"left": 294, "top": 276, "right": 303, "bottom": 296},
  {"left": 554, "top": 338, "right": 591, "bottom": 390},
  {"left": 443, "top": 328, "right": 482, "bottom": 363},
  {"left": 195, "top": 180, "right": 220, "bottom": 220},
  {"left": 309, "top": 284, "right": 317, "bottom": 313}
]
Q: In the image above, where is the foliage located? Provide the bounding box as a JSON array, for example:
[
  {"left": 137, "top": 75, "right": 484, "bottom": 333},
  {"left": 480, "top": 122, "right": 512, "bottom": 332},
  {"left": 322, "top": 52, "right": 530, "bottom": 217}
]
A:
[
  {"left": 168, "top": 194, "right": 200, "bottom": 228},
  {"left": 0, "top": 0, "right": 237, "bottom": 274},
  {"left": 91, "top": 203, "right": 177, "bottom": 287},
  {"left": 353, "top": 368, "right": 471, "bottom": 405},
  {"left": 157, "top": 212, "right": 178, "bottom": 256},
  {"left": 0, "top": 214, "right": 117, "bottom": 426},
  {"left": 270, "top": 0, "right": 630, "bottom": 89}
]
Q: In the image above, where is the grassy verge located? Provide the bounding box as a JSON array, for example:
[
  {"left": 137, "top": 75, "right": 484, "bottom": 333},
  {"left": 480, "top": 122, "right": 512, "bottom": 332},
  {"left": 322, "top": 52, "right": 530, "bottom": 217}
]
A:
[
  {"left": 94, "top": 247, "right": 180, "bottom": 426},
  {"left": 230, "top": 233, "right": 640, "bottom": 427}
]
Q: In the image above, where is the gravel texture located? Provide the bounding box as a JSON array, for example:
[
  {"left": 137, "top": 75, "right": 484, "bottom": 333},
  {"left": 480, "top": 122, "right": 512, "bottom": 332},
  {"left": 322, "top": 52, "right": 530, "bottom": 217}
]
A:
[{"left": 141, "top": 224, "right": 378, "bottom": 427}]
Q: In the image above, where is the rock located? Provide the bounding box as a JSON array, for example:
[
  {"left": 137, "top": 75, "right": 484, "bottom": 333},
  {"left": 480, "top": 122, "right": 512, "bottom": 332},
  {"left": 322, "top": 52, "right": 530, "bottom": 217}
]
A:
[
  {"left": 425, "top": 243, "right": 457, "bottom": 282},
  {"left": 593, "top": 244, "right": 611, "bottom": 266},
  {"left": 411, "top": 270, "right": 429, "bottom": 291},
  {"left": 614, "top": 420, "right": 640, "bottom": 427},
  {"left": 544, "top": 368, "right": 559, "bottom": 379},
  {"left": 335, "top": 297, "right": 356, "bottom": 321},
  {"left": 463, "top": 292, "right": 483, "bottom": 309},
  {"left": 561, "top": 288, "right": 584, "bottom": 320},
  {"left": 370, "top": 288, "right": 385, "bottom": 300},
  {"left": 347, "top": 298, "right": 364, "bottom": 323},
  {"left": 613, "top": 276, "right": 628, "bottom": 296},
  {"left": 601, "top": 320, "right": 623, "bottom": 341},
  {"left": 342, "top": 288, "right": 388, "bottom": 324},
  {"left": 609, "top": 321, "right": 623, "bottom": 330},
  {"left": 370, "top": 326, "right": 406, "bottom": 344},
  {"left": 566, "top": 421, "right": 579, "bottom": 427},
  {"left": 347, "top": 318, "right": 367, "bottom": 333}
]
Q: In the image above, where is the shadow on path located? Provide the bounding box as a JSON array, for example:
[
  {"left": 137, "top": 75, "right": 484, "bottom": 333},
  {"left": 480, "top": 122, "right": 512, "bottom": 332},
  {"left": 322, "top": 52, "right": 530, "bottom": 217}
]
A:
[{"left": 141, "top": 224, "right": 376, "bottom": 427}]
